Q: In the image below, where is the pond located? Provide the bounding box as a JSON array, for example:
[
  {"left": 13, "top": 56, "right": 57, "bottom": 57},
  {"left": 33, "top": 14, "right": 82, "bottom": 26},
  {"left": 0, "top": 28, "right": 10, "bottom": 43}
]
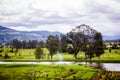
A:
[
  {"left": 0, "top": 61, "right": 120, "bottom": 71},
  {"left": 74, "top": 62, "right": 120, "bottom": 71}
]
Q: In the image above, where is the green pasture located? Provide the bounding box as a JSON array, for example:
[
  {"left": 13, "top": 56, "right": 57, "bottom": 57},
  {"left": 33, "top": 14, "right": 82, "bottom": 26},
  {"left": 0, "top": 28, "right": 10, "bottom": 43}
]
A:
[
  {"left": 0, "top": 48, "right": 120, "bottom": 62},
  {"left": 0, "top": 49, "right": 120, "bottom": 80},
  {"left": 0, "top": 64, "right": 97, "bottom": 80}
]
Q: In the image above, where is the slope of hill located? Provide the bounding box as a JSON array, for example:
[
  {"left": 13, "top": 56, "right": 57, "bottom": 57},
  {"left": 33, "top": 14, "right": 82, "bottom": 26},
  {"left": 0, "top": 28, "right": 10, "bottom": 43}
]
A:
[{"left": 0, "top": 25, "right": 62, "bottom": 43}]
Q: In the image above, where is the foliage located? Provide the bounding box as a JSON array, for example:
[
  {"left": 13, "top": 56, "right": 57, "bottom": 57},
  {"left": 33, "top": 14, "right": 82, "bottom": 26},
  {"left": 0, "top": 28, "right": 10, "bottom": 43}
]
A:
[
  {"left": 34, "top": 45, "right": 43, "bottom": 59},
  {"left": 46, "top": 35, "right": 60, "bottom": 59},
  {"left": 67, "top": 24, "right": 104, "bottom": 60},
  {"left": 11, "top": 39, "right": 22, "bottom": 50},
  {"left": 0, "top": 48, "right": 3, "bottom": 57},
  {"left": 112, "top": 43, "right": 119, "bottom": 49},
  {"left": 91, "top": 70, "right": 120, "bottom": 80},
  {"left": 38, "top": 40, "right": 45, "bottom": 48},
  {"left": 2, "top": 48, "right": 10, "bottom": 59},
  {"left": 11, "top": 39, "right": 45, "bottom": 49},
  {"left": 0, "top": 64, "right": 97, "bottom": 80},
  {"left": 94, "top": 32, "right": 104, "bottom": 58},
  {"left": 60, "top": 34, "right": 68, "bottom": 52}
]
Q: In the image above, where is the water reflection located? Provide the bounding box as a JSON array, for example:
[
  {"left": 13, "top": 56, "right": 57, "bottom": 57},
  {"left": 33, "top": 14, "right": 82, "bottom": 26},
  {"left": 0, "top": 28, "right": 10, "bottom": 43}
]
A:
[
  {"left": 75, "top": 62, "right": 120, "bottom": 71},
  {"left": 75, "top": 62, "right": 104, "bottom": 70},
  {"left": 0, "top": 61, "right": 120, "bottom": 71}
]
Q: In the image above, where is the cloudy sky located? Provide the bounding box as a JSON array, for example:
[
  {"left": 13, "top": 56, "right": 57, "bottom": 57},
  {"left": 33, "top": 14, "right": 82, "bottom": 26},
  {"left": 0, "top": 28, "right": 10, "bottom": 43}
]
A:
[{"left": 0, "top": 0, "right": 120, "bottom": 37}]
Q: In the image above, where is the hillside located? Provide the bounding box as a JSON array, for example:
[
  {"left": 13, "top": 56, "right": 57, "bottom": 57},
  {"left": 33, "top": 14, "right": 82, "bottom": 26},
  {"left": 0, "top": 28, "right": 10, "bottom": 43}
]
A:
[
  {"left": 0, "top": 25, "right": 62, "bottom": 43},
  {"left": 0, "top": 25, "right": 119, "bottom": 43}
]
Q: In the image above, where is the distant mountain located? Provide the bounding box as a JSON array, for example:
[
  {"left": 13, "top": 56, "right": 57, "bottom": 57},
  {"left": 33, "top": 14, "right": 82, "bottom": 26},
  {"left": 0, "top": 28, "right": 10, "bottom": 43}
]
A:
[
  {"left": 103, "top": 35, "right": 120, "bottom": 40},
  {"left": 0, "top": 25, "right": 119, "bottom": 43},
  {"left": 0, "top": 25, "right": 62, "bottom": 43},
  {"left": 0, "top": 25, "right": 15, "bottom": 31}
]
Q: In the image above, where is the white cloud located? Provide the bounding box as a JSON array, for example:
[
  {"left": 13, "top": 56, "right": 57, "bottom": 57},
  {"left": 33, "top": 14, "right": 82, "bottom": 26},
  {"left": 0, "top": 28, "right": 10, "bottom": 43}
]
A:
[{"left": 0, "top": 0, "right": 120, "bottom": 37}]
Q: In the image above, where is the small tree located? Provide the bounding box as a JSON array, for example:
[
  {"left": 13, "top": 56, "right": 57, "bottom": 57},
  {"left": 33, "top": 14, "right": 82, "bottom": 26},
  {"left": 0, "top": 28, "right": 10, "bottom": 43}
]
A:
[
  {"left": 2, "top": 48, "right": 10, "bottom": 59},
  {"left": 34, "top": 45, "right": 43, "bottom": 59}
]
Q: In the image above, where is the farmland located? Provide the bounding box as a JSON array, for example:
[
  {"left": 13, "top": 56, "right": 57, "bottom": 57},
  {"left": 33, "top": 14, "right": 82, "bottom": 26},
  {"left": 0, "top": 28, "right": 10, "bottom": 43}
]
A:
[
  {"left": 0, "top": 48, "right": 120, "bottom": 80},
  {"left": 0, "top": 48, "right": 120, "bottom": 62}
]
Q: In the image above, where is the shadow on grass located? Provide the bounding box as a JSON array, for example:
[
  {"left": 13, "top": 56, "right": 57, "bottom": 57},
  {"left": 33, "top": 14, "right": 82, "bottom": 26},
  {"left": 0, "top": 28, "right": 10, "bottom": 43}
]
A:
[{"left": 1, "top": 64, "right": 38, "bottom": 68}]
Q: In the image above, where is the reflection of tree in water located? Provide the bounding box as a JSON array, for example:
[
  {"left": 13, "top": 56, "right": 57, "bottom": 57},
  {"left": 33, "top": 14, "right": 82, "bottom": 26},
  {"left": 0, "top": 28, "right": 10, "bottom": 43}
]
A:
[{"left": 89, "top": 62, "right": 105, "bottom": 70}]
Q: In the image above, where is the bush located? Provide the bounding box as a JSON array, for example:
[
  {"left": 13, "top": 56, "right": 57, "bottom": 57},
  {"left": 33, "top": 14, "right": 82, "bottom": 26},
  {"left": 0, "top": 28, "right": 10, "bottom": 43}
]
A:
[
  {"left": 4, "top": 54, "right": 10, "bottom": 59},
  {"left": 0, "top": 72, "right": 12, "bottom": 80}
]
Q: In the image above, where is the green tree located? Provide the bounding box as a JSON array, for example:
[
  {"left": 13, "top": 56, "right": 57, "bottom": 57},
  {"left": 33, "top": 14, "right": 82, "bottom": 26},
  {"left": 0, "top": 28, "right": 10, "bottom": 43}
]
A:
[
  {"left": 0, "top": 48, "right": 3, "bottom": 57},
  {"left": 2, "top": 48, "right": 10, "bottom": 59},
  {"left": 67, "top": 24, "right": 95, "bottom": 59},
  {"left": 11, "top": 39, "right": 22, "bottom": 55},
  {"left": 94, "top": 32, "right": 104, "bottom": 58},
  {"left": 35, "top": 45, "right": 43, "bottom": 59},
  {"left": 46, "top": 35, "right": 60, "bottom": 59},
  {"left": 38, "top": 40, "right": 45, "bottom": 48},
  {"left": 60, "top": 34, "right": 68, "bottom": 52},
  {"left": 28, "top": 40, "right": 38, "bottom": 49},
  {"left": 67, "top": 24, "right": 104, "bottom": 60}
]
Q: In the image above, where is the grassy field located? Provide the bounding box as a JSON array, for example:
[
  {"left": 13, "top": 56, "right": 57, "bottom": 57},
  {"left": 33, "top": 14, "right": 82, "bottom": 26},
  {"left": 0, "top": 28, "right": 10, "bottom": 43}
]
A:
[
  {"left": 0, "top": 48, "right": 120, "bottom": 62},
  {"left": 0, "top": 64, "right": 97, "bottom": 80},
  {"left": 0, "top": 64, "right": 120, "bottom": 80},
  {"left": 0, "top": 49, "right": 120, "bottom": 80}
]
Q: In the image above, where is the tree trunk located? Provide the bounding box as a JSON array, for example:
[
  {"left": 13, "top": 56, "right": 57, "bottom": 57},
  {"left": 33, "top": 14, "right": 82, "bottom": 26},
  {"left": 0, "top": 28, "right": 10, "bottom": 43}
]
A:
[
  {"left": 74, "top": 53, "right": 78, "bottom": 59},
  {"left": 50, "top": 52, "right": 53, "bottom": 60},
  {"left": 85, "top": 54, "right": 88, "bottom": 60},
  {"left": 48, "top": 54, "right": 50, "bottom": 59},
  {"left": 50, "top": 55, "right": 53, "bottom": 60},
  {"left": 89, "top": 54, "right": 92, "bottom": 60}
]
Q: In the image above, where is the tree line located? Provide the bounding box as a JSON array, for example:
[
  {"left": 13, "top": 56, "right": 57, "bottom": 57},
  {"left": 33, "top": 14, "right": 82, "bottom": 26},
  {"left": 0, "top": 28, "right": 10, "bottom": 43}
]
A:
[
  {"left": 45, "top": 24, "right": 104, "bottom": 60},
  {"left": 0, "top": 24, "right": 104, "bottom": 60}
]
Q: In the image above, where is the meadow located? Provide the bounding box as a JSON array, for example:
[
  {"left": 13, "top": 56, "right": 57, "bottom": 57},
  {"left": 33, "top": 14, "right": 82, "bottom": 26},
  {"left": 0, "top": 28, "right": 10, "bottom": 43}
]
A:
[
  {"left": 0, "top": 48, "right": 120, "bottom": 80},
  {"left": 0, "top": 48, "right": 120, "bottom": 63}
]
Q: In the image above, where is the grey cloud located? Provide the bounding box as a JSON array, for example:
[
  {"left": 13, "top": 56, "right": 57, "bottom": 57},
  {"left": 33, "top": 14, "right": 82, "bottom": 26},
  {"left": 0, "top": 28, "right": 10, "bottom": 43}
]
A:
[
  {"left": 108, "top": 12, "right": 120, "bottom": 22},
  {"left": 0, "top": 0, "right": 120, "bottom": 38},
  {"left": 85, "top": 0, "right": 112, "bottom": 14}
]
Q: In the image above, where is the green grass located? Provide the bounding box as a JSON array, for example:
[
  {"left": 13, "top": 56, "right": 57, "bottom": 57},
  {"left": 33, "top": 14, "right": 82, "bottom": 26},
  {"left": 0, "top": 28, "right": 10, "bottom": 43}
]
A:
[
  {"left": 0, "top": 64, "right": 97, "bottom": 80},
  {"left": 0, "top": 49, "right": 120, "bottom": 79},
  {"left": 0, "top": 48, "right": 120, "bottom": 63}
]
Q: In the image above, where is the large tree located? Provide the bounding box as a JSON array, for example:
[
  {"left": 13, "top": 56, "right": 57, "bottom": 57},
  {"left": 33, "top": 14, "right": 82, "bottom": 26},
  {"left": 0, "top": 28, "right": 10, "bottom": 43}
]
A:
[
  {"left": 60, "top": 34, "right": 68, "bottom": 52},
  {"left": 93, "top": 32, "right": 104, "bottom": 58},
  {"left": 67, "top": 32, "right": 87, "bottom": 58},
  {"left": 67, "top": 24, "right": 104, "bottom": 59},
  {"left": 46, "top": 35, "right": 60, "bottom": 59}
]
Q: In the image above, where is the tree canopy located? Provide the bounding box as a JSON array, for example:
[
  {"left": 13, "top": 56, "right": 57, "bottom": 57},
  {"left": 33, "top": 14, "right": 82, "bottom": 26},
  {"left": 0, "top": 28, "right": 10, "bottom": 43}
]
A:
[
  {"left": 67, "top": 24, "right": 104, "bottom": 59},
  {"left": 46, "top": 35, "right": 60, "bottom": 59},
  {"left": 35, "top": 45, "right": 43, "bottom": 59}
]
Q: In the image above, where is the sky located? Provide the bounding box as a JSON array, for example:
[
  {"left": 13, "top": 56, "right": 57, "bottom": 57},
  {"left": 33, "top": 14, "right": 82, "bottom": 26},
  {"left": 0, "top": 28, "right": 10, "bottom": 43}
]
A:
[{"left": 0, "top": 0, "right": 120, "bottom": 37}]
